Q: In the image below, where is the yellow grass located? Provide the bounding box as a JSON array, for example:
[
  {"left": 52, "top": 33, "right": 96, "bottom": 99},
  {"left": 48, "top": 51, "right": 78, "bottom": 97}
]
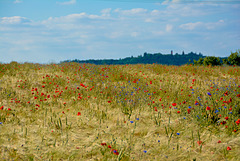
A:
[{"left": 0, "top": 62, "right": 239, "bottom": 160}]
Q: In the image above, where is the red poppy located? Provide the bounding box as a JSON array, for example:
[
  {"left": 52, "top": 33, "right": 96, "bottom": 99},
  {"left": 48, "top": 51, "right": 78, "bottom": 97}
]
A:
[
  {"left": 108, "top": 145, "right": 112, "bottom": 149},
  {"left": 227, "top": 146, "right": 231, "bottom": 150},
  {"left": 217, "top": 140, "right": 221, "bottom": 143},
  {"left": 172, "top": 103, "right": 177, "bottom": 106},
  {"left": 101, "top": 143, "right": 107, "bottom": 146},
  {"left": 111, "top": 149, "right": 119, "bottom": 155},
  {"left": 224, "top": 91, "right": 229, "bottom": 96},
  {"left": 206, "top": 106, "right": 211, "bottom": 111},
  {"left": 77, "top": 112, "right": 81, "bottom": 116},
  {"left": 177, "top": 111, "right": 180, "bottom": 113},
  {"left": 197, "top": 141, "right": 203, "bottom": 145},
  {"left": 221, "top": 121, "right": 226, "bottom": 125},
  {"left": 236, "top": 119, "right": 240, "bottom": 125},
  {"left": 225, "top": 117, "right": 229, "bottom": 120}
]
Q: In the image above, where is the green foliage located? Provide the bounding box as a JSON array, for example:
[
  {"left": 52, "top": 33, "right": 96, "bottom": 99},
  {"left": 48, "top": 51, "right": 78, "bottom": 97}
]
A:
[
  {"left": 222, "top": 58, "right": 230, "bottom": 65},
  {"left": 62, "top": 52, "right": 204, "bottom": 66},
  {"left": 227, "top": 50, "right": 240, "bottom": 66},
  {"left": 203, "top": 56, "right": 221, "bottom": 66},
  {"left": 194, "top": 58, "right": 204, "bottom": 65}
]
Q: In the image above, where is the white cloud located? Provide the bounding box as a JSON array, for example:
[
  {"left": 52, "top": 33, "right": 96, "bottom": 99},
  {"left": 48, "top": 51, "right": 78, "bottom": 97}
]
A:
[
  {"left": 166, "top": 24, "right": 173, "bottom": 32},
  {"left": 180, "top": 22, "right": 202, "bottom": 30},
  {"left": 108, "top": 32, "right": 123, "bottom": 39},
  {"left": 131, "top": 32, "right": 139, "bottom": 37},
  {"left": 114, "top": 8, "right": 148, "bottom": 15},
  {"left": 161, "top": 0, "right": 181, "bottom": 5},
  {"left": 57, "top": 0, "right": 76, "bottom": 5},
  {"left": 14, "top": 0, "right": 22, "bottom": 3},
  {"left": 180, "top": 20, "right": 225, "bottom": 30},
  {"left": 152, "top": 31, "right": 165, "bottom": 36},
  {"left": 161, "top": 0, "right": 170, "bottom": 5},
  {"left": 101, "top": 8, "right": 112, "bottom": 17},
  {"left": 145, "top": 18, "right": 154, "bottom": 23},
  {"left": 151, "top": 10, "right": 160, "bottom": 15},
  {"left": 0, "top": 16, "right": 31, "bottom": 24}
]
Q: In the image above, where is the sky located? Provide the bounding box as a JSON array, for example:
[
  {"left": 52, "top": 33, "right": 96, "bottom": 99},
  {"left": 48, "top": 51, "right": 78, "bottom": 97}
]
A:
[{"left": 0, "top": 0, "right": 240, "bottom": 64}]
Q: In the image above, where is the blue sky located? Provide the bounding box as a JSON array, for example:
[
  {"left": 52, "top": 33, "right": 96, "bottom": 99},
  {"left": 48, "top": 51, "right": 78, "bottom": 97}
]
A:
[{"left": 0, "top": 0, "right": 240, "bottom": 64}]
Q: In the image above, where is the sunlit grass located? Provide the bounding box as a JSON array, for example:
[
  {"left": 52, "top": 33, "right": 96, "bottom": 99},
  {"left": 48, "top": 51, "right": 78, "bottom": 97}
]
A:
[{"left": 0, "top": 62, "right": 239, "bottom": 160}]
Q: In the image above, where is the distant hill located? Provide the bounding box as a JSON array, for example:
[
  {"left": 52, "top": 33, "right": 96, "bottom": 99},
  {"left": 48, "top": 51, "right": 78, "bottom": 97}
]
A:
[{"left": 61, "top": 51, "right": 228, "bottom": 65}]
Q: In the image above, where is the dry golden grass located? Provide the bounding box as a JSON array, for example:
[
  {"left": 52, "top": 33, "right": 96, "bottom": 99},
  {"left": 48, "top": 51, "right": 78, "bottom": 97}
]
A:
[{"left": 0, "top": 62, "right": 239, "bottom": 160}]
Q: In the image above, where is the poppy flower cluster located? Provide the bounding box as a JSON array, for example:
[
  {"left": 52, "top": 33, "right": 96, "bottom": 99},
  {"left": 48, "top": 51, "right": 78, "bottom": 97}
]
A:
[{"left": 101, "top": 143, "right": 119, "bottom": 155}]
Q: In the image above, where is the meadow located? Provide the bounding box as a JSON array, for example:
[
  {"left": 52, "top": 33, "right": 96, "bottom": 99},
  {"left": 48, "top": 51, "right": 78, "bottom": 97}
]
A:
[{"left": 0, "top": 62, "right": 239, "bottom": 160}]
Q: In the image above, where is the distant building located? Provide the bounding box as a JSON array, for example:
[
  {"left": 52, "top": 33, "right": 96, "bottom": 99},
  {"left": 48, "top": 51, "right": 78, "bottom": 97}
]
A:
[{"left": 171, "top": 50, "right": 173, "bottom": 55}]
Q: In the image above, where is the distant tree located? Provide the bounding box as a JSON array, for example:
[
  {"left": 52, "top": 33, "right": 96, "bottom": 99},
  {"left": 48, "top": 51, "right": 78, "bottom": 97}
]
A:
[
  {"left": 182, "top": 51, "right": 185, "bottom": 55},
  {"left": 227, "top": 50, "right": 240, "bottom": 66},
  {"left": 222, "top": 58, "right": 230, "bottom": 65},
  {"left": 144, "top": 52, "right": 147, "bottom": 57},
  {"left": 203, "top": 56, "right": 221, "bottom": 66},
  {"left": 194, "top": 57, "right": 204, "bottom": 65}
]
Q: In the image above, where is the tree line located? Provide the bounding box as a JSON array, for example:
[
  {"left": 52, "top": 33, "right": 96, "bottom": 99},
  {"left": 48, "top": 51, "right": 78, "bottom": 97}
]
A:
[
  {"left": 61, "top": 50, "right": 240, "bottom": 66},
  {"left": 193, "top": 50, "right": 240, "bottom": 66}
]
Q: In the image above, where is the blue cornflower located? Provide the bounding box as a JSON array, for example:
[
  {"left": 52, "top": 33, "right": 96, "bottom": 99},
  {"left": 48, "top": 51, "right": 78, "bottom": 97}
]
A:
[
  {"left": 143, "top": 150, "right": 147, "bottom": 153},
  {"left": 207, "top": 92, "right": 211, "bottom": 96},
  {"left": 158, "top": 140, "right": 160, "bottom": 142},
  {"left": 215, "top": 110, "right": 219, "bottom": 113},
  {"left": 0, "top": 122, "right": 2, "bottom": 125},
  {"left": 130, "top": 121, "right": 134, "bottom": 123},
  {"left": 229, "top": 112, "right": 232, "bottom": 114},
  {"left": 183, "top": 117, "right": 186, "bottom": 119},
  {"left": 197, "top": 115, "right": 200, "bottom": 119},
  {"left": 188, "top": 106, "right": 192, "bottom": 109},
  {"left": 176, "top": 133, "right": 180, "bottom": 135},
  {"left": 136, "top": 118, "right": 139, "bottom": 120}
]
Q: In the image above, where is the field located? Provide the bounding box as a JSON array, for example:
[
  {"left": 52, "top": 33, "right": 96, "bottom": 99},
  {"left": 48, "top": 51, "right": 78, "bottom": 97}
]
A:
[{"left": 0, "top": 62, "right": 240, "bottom": 160}]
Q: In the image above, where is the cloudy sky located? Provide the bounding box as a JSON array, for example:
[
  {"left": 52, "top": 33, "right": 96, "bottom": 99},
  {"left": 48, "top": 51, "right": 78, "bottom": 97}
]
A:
[{"left": 0, "top": 0, "right": 239, "bottom": 64}]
